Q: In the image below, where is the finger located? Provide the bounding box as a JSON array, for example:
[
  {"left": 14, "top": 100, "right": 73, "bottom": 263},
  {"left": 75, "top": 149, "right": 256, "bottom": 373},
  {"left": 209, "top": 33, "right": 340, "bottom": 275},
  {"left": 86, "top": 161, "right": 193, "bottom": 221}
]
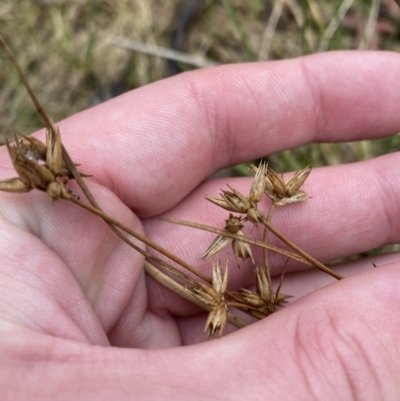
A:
[
  {"left": 22, "top": 51, "right": 400, "bottom": 217},
  {"left": 142, "top": 152, "right": 400, "bottom": 315},
  {"left": 7, "top": 263, "right": 400, "bottom": 399}
]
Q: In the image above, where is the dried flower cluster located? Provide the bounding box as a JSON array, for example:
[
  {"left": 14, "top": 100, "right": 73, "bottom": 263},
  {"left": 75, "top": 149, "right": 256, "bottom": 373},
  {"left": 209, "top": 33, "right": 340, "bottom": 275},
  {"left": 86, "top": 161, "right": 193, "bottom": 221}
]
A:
[
  {"left": 203, "top": 214, "right": 253, "bottom": 264},
  {"left": 249, "top": 164, "right": 311, "bottom": 207},
  {"left": 0, "top": 129, "right": 78, "bottom": 201},
  {"left": 189, "top": 261, "right": 229, "bottom": 339}
]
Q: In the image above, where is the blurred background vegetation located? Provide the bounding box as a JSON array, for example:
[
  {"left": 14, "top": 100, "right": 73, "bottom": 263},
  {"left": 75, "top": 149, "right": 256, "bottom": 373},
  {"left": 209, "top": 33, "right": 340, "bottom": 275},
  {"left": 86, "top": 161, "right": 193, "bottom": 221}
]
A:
[{"left": 0, "top": 0, "right": 399, "bottom": 173}]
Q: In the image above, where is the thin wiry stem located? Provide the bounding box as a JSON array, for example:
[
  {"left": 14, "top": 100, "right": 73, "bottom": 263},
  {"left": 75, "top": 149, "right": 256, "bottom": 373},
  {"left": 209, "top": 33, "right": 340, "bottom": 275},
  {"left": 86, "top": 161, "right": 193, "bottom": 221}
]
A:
[
  {"left": 65, "top": 195, "right": 210, "bottom": 282},
  {"left": 162, "top": 217, "right": 311, "bottom": 266},
  {"left": 164, "top": 216, "right": 343, "bottom": 280},
  {"left": 262, "top": 203, "right": 275, "bottom": 289},
  {"left": 258, "top": 0, "right": 285, "bottom": 60},
  {"left": 259, "top": 214, "right": 343, "bottom": 280}
]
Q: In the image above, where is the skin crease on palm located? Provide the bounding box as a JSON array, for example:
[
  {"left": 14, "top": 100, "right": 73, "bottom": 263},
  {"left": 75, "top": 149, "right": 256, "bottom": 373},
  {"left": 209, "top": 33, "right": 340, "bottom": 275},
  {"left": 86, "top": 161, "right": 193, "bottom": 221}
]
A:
[{"left": 1, "top": 51, "right": 400, "bottom": 400}]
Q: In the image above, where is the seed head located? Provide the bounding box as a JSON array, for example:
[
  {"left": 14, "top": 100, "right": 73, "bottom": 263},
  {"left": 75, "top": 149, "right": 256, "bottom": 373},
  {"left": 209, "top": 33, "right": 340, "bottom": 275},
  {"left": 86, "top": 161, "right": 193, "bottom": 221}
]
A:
[
  {"left": 203, "top": 217, "right": 253, "bottom": 264},
  {"left": 204, "top": 303, "right": 228, "bottom": 339},
  {"left": 0, "top": 129, "right": 83, "bottom": 201},
  {"left": 250, "top": 165, "right": 311, "bottom": 207},
  {"left": 188, "top": 261, "right": 229, "bottom": 339},
  {"left": 222, "top": 185, "right": 251, "bottom": 213}
]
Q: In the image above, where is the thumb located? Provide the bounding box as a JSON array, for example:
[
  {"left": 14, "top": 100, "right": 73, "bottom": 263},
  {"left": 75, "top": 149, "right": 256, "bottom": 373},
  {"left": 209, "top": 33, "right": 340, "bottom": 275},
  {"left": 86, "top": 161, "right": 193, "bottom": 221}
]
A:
[{"left": 201, "top": 263, "right": 400, "bottom": 400}]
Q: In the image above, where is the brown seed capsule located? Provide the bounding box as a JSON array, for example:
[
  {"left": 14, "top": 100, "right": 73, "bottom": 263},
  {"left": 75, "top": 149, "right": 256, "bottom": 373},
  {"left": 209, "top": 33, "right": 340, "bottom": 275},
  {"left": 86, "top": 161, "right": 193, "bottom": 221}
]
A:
[
  {"left": 263, "top": 166, "right": 312, "bottom": 207},
  {"left": 204, "top": 303, "right": 228, "bottom": 339},
  {"left": 224, "top": 214, "right": 244, "bottom": 233},
  {"left": 7, "top": 137, "right": 55, "bottom": 190},
  {"left": 0, "top": 129, "right": 80, "bottom": 201},
  {"left": 232, "top": 229, "right": 254, "bottom": 263}
]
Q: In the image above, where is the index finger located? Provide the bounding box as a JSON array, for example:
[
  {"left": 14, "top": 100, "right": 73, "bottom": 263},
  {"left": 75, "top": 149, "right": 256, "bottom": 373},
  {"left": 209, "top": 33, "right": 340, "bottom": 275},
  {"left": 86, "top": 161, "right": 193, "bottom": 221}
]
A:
[{"left": 33, "top": 51, "right": 400, "bottom": 216}]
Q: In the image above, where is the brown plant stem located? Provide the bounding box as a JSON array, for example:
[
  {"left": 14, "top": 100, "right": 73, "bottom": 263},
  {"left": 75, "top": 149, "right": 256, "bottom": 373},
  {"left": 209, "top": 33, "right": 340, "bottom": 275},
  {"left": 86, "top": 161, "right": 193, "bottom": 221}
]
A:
[
  {"left": 162, "top": 217, "right": 311, "bottom": 266},
  {"left": 259, "top": 215, "right": 343, "bottom": 280},
  {"left": 226, "top": 301, "right": 267, "bottom": 313},
  {"left": 262, "top": 203, "right": 275, "bottom": 290},
  {"left": 164, "top": 217, "right": 343, "bottom": 280},
  {"left": 0, "top": 34, "right": 97, "bottom": 210},
  {"left": 65, "top": 194, "right": 210, "bottom": 282},
  {"left": 144, "top": 260, "right": 248, "bottom": 329}
]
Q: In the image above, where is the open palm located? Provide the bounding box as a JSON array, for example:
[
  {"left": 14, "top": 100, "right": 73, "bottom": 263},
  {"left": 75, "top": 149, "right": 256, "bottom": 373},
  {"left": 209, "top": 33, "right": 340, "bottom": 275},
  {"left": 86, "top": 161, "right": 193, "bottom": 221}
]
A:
[{"left": 1, "top": 51, "right": 400, "bottom": 400}]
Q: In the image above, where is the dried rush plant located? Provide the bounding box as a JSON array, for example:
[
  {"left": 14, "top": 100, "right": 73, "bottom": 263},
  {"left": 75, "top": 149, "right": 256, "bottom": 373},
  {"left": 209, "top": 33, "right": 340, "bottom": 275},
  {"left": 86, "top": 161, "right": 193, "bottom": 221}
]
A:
[{"left": 0, "top": 35, "right": 344, "bottom": 340}]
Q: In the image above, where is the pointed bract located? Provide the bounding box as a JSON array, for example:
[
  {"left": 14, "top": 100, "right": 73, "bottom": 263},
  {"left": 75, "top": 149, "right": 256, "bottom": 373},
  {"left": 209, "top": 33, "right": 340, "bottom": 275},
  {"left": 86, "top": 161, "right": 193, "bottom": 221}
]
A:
[
  {"left": 203, "top": 234, "right": 233, "bottom": 259},
  {"left": 285, "top": 166, "right": 312, "bottom": 197},
  {"left": 249, "top": 162, "right": 266, "bottom": 204},
  {"left": 0, "top": 177, "right": 31, "bottom": 193}
]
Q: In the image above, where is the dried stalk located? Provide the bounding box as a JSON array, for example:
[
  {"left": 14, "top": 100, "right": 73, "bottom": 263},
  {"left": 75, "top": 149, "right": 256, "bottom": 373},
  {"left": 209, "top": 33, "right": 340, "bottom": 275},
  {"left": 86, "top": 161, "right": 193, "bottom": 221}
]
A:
[
  {"left": 262, "top": 203, "right": 275, "bottom": 289},
  {"left": 63, "top": 195, "right": 210, "bottom": 282},
  {"left": 163, "top": 217, "right": 309, "bottom": 265},
  {"left": 164, "top": 217, "right": 343, "bottom": 280},
  {"left": 259, "top": 214, "right": 343, "bottom": 280}
]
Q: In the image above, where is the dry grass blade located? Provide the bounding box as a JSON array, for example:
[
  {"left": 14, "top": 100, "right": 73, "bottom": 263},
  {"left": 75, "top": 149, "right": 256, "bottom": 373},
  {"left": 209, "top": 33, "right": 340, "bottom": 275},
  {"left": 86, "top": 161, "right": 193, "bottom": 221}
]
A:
[
  {"left": 109, "top": 36, "right": 218, "bottom": 68},
  {"left": 318, "top": 0, "right": 355, "bottom": 52},
  {"left": 258, "top": 0, "right": 285, "bottom": 61},
  {"left": 358, "top": 0, "right": 381, "bottom": 50}
]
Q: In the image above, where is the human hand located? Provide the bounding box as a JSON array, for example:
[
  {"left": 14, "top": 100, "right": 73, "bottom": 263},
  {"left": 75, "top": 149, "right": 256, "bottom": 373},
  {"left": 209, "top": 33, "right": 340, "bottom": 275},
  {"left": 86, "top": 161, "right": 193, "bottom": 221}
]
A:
[{"left": 1, "top": 51, "right": 400, "bottom": 400}]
